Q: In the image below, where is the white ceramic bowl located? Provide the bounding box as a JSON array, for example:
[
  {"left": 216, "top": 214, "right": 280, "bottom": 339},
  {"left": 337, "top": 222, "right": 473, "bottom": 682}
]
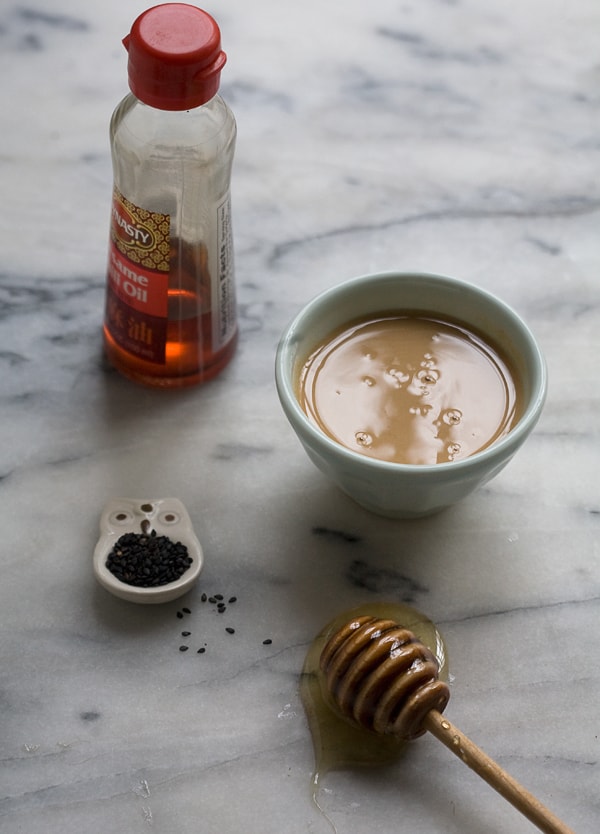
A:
[
  {"left": 275, "top": 272, "right": 547, "bottom": 519},
  {"left": 93, "top": 498, "right": 203, "bottom": 603}
]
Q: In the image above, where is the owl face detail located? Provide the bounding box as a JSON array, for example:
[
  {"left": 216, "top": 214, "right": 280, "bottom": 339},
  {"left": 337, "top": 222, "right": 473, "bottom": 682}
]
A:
[{"left": 93, "top": 498, "right": 203, "bottom": 603}]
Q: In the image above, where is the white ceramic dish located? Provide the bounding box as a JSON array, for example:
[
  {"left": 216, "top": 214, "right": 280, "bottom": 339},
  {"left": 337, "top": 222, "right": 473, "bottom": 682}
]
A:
[
  {"left": 275, "top": 271, "right": 547, "bottom": 519},
  {"left": 93, "top": 498, "right": 203, "bottom": 603}
]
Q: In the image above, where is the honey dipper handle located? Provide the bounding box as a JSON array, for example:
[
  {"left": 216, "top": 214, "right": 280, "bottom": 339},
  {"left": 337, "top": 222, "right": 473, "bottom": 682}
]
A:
[{"left": 423, "top": 710, "right": 575, "bottom": 834}]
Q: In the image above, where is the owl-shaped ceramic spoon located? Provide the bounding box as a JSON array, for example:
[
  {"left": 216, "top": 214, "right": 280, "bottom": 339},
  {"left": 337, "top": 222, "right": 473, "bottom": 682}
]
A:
[{"left": 93, "top": 498, "right": 203, "bottom": 603}]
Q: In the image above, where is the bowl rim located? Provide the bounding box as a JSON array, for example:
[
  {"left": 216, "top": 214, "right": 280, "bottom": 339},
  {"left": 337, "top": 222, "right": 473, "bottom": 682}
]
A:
[{"left": 275, "top": 270, "right": 548, "bottom": 476}]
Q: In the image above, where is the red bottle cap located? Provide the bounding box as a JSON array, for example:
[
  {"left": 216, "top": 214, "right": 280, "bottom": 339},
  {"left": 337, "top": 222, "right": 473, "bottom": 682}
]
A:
[{"left": 123, "top": 4, "right": 227, "bottom": 111}]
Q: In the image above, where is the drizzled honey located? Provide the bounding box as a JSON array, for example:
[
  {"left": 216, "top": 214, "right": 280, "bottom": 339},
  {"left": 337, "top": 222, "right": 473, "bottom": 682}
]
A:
[{"left": 301, "top": 603, "right": 448, "bottom": 784}]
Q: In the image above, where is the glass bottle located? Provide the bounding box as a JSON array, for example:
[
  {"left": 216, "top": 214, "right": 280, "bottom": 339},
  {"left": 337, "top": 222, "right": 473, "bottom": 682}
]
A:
[{"left": 104, "top": 4, "right": 238, "bottom": 388}]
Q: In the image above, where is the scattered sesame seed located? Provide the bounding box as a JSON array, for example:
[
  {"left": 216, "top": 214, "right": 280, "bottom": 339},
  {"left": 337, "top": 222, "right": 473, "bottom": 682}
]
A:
[
  {"left": 263, "top": 639, "right": 272, "bottom": 645},
  {"left": 174, "top": 592, "right": 242, "bottom": 655}
]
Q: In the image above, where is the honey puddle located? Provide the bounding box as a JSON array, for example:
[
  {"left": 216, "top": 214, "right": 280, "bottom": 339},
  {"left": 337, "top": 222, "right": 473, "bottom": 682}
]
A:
[{"left": 301, "top": 602, "right": 448, "bottom": 830}]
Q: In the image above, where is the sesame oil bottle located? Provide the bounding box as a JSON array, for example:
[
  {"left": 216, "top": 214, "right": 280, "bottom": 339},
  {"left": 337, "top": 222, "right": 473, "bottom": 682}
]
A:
[{"left": 103, "top": 4, "right": 237, "bottom": 387}]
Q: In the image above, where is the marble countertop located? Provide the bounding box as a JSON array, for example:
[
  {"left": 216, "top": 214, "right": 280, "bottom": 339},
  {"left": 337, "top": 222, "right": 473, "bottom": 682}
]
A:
[{"left": 1, "top": 1, "right": 599, "bottom": 832}]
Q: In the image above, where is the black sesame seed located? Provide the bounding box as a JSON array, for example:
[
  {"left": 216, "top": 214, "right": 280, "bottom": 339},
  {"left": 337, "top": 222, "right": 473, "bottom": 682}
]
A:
[
  {"left": 201, "top": 593, "right": 207, "bottom": 602},
  {"left": 225, "top": 627, "right": 235, "bottom": 634},
  {"left": 217, "top": 606, "right": 226, "bottom": 613},
  {"left": 208, "top": 597, "right": 216, "bottom": 604},
  {"left": 214, "top": 594, "right": 224, "bottom": 601},
  {"left": 228, "top": 596, "right": 237, "bottom": 603},
  {"left": 197, "top": 647, "right": 206, "bottom": 654},
  {"left": 263, "top": 639, "right": 272, "bottom": 645},
  {"left": 181, "top": 631, "right": 191, "bottom": 637},
  {"left": 182, "top": 607, "right": 191, "bottom": 614},
  {"left": 105, "top": 532, "right": 192, "bottom": 588},
  {"left": 179, "top": 646, "right": 189, "bottom": 652},
  {"left": 177, "top": 611, "right": 184, "bottom": 619}
]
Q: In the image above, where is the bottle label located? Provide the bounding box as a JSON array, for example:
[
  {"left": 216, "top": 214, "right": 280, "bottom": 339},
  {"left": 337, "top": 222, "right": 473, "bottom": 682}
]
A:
[
  {"left": 213, "top": 194, "right": 236, "bottom": 350},
  {"left": 105, "top": 188, "right": 171, "bottom": 364},
  {"left": 105, "top": 188, "right": 237, "bottom": 368}
]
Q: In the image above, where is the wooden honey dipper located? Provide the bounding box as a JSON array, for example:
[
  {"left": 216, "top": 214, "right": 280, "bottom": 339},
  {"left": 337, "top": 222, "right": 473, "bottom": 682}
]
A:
[{"left": 319, "top": 615, "right": 575, "bottom": 834}]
